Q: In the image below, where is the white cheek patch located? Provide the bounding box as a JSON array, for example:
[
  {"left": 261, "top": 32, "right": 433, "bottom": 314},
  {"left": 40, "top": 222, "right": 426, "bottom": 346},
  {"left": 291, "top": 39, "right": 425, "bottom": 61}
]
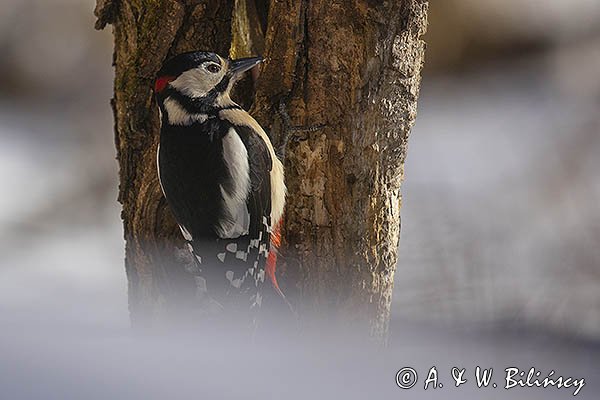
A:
[
  {"left": 169, "top": 67, "right": 225, "bottom": 98},
  {"left": 216, "top": 128, "right": 251, "bottom": 239}
]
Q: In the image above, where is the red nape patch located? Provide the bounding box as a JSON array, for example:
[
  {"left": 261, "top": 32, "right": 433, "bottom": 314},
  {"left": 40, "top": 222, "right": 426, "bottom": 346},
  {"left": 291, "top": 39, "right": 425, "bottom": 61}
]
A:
[{"left": 154, "top": 76, "right": 175, "bottom": 93}]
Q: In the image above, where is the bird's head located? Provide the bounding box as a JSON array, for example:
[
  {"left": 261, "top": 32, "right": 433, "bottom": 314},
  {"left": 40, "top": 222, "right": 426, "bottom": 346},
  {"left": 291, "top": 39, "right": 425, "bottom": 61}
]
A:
[{"left": 154, "top": 51, "right": 263, "bottom": 112}]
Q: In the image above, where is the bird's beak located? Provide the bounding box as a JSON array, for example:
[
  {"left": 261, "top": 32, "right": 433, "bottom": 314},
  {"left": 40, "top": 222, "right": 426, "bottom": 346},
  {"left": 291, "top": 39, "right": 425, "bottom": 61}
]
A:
[{"left": 229, "top": 56, "right": 264, "bottom": 78}]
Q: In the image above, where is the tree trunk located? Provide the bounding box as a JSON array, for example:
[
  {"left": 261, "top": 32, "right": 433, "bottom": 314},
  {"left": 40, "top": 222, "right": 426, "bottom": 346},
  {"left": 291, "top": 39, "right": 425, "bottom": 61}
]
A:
[
  {"left": 95, "top": 0, "right": 428, "bottom": 339},
  {"left": 252, "top": 0, "right": 428, "bottom": 339}
]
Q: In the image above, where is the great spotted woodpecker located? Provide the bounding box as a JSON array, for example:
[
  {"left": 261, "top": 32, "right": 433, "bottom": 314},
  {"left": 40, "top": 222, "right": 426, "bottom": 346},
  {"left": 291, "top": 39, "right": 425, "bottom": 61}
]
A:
[{"left": 154, "top": 51, "right": 286, "bottom": 316}]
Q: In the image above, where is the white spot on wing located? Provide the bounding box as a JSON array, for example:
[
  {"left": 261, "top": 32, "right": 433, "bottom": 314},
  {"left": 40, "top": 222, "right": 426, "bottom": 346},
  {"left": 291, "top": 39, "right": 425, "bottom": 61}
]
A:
[
  {"left": 259, "top": 244, "right": 267, "bottom": 255},
  {"left": 225, "top": 271, "right": 234, "bottom": 281},
  {"left": 226, "top": 243, "right": 237, "bottom": 253}
]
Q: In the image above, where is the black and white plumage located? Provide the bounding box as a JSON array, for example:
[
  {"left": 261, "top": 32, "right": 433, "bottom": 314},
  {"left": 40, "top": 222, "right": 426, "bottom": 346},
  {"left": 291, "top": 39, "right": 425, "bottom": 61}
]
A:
[{"left": 154, "top": 51, "right": 286, "bottom": 314}]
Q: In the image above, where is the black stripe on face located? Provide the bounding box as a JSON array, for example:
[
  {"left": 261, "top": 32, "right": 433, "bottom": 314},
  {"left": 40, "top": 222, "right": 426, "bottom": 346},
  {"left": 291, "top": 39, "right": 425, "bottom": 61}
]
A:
[
  {"left": 162, "top": 73, "right": 240, "bottom": 116},
  {"left": 212, "top": 73, "right": 232, "bottom": 95},
  {"left": 164, "top": 88, "right": 219, "bottom": 114}
]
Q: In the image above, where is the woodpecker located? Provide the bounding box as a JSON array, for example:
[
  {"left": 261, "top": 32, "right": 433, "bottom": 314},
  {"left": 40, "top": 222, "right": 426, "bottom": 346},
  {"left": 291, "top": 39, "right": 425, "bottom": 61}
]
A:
[{"left": 154, "top": 51, "right": 286, "bottom": 317}]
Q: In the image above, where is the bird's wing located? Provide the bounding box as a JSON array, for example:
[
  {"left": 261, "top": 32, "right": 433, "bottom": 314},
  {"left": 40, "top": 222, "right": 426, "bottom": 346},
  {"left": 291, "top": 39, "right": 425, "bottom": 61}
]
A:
[{"left": 191, "top": 124, "right": 274, "bottom": 310}]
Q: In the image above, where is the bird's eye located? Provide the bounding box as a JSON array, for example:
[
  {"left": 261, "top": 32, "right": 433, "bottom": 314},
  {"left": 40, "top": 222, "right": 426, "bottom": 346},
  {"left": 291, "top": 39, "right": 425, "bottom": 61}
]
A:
[{"left": 206, "top": 64, "right": 221, "bottom": 73}]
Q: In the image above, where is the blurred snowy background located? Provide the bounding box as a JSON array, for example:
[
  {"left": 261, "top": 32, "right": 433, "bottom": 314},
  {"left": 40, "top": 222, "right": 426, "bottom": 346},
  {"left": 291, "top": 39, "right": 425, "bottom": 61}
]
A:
[{"left": 0, "top": 0, "right": 599, "bottom": 398}]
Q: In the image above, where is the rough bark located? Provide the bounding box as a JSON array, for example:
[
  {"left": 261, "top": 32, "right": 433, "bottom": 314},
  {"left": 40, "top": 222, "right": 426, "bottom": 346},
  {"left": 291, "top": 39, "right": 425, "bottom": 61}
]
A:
[
  {"left": 251, "top": 0, "right": 428, "bottom": 339},
  {"left": 96, "top": 0, "right": 428, "bottom": 338}
]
